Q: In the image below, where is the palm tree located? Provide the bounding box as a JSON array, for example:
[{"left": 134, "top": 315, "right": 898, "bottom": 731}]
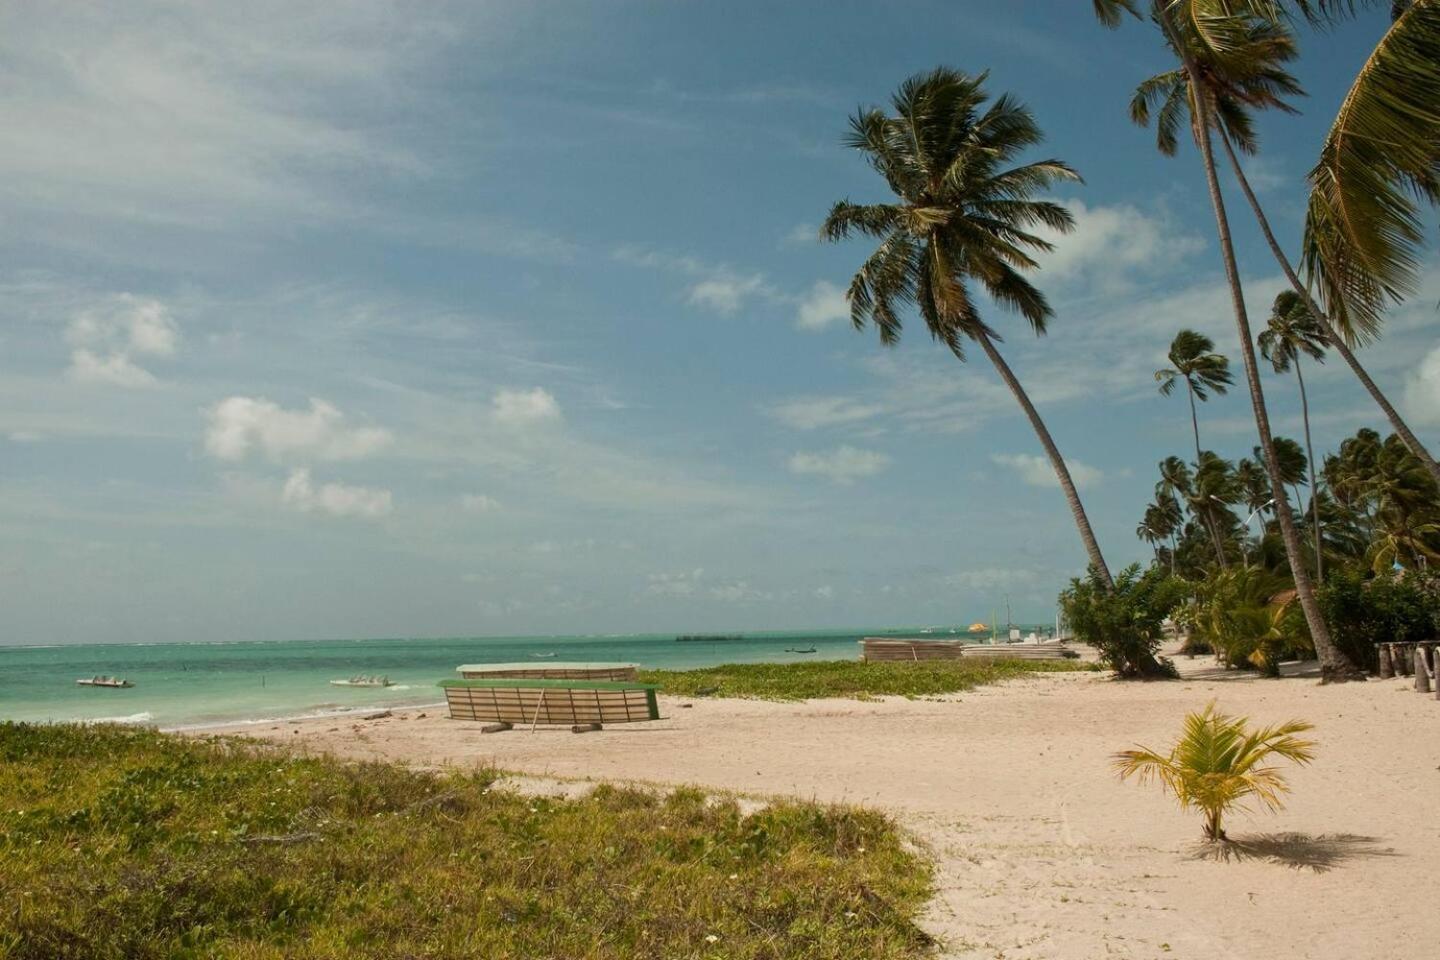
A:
[
  {"left": 1115, "top": 702, "right": 1316, "bottom": 842},
  {"left": 1105, "top": 0, "right": 1440, "bottom": 487},
  {"left": 1096, "top": 0, "right": 1363, "bottom": 682},
  {"left": 1156, "top": 330, "right": 1233, "bottom": 462},
  {"left": 1139, "top": 493, "right": 1184, "bottom": 573},
  {"left": 1259, "top": 291, "right": 1328, "bottom": 579},
  {"left": 820, "top": 68, "right": 1114, "bottom": 588}
]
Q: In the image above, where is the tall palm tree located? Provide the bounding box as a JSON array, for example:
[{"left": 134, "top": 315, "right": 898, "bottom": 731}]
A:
[
  {"left": 1155, "top": 330, "right": 1234, "bottom": 462},
  {"left": 1108, "top": 0, "right": 1440, "bottom": 487},
  {"left": 1259, "top": 291, "right": 1328, "bottom": 578},
  {"left": 1096, "top": 0, "right": 1364, "bottom": 682},
  {"left": 820, "top": 68, "right": 1114, "bottom": 588}
]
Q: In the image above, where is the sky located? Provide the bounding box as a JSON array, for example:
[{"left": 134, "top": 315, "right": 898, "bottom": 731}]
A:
[{"left": 2, "top": 1, "right": 1438, "bottom": 645}]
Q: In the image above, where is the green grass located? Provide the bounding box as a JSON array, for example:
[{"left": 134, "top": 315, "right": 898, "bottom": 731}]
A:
[
  {"left": 640, "top": 658, "right": 1100, "bottom": 701},
  {"left": 0, "top": 723, "right": 934, "bottom": 960}
]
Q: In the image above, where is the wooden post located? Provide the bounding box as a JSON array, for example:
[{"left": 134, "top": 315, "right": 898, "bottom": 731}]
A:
[
  {"left": 481, "top": 722, "right": 512, "bottom": 734},
  {"left": 1416, "top": 647, "right": 1431, "bottom": 694},
  {"left": 530, "top": 690, "right": 547, "bottom": 733},
  {"left": 1398, "top": 644, "right": 1413, "bottom": 677},
  {"left": 571, "top": 723, "right": 602, "bottom": 734},
  {"left": 1379, "top": 644, "right": 1394, "bottom": 678}
]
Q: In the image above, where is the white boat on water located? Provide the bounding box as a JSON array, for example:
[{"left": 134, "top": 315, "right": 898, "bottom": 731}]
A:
[
  {"left": 76, "top": 676, "right": 134, "bottom": 688},
  {"left": 329, "top": 675, "right": 394, "bottom": 688}
]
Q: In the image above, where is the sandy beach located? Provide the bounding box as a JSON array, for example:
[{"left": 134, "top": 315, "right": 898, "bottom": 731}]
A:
[{"left": 203, "top": 649, "right": 1439, "bottom": 960}]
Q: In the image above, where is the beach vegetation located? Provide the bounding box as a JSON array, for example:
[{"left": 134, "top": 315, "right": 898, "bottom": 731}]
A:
[
  {"left": 1318, "top": 569, "right": 1440, "bottom": 673},
  {"left": 0, "top": 723, "right": 935, "bottom": 960},
  {"left": 1059, "top": 564, "right": 1186, "bottom": 679},
  {"left": 640, "top": 658, "right": 1098, "bottom": 701},
  {"left": 1114, "top": 701, "right": 1316, "bottom": 842},
  {"left": 1185, "top": 565, "right": 1307, "bottom": 676},
  {"left": 820, "top": 67, "right": 1114, "bottom": 589}
]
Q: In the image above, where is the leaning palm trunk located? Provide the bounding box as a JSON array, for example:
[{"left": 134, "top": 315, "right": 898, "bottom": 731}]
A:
[
  {"left": 1176, "top": 49, "right": 1362, "bottom": 683},
  {"left": 1292, "top": 359, "right": 1322, "bottom": 581},
  {"left": 975, "top": 332, "right": 1115, "bottom": 590},
  {"left": 1218, "top": 132, "right": 1440, "bottom": 491}
]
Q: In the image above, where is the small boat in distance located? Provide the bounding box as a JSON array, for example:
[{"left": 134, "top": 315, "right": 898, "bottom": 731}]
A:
[
  {"left": 76, "top": 676, "right": 134, "bottom": 688},
  {"left": 329, "top": 675, "right": 394, "bottom": 688},
  {"left": 785, "top": 647, "right": 817, "bottom": 654},
  {"left": 530, "top": 652, "right": 558, "bottom": 659}
]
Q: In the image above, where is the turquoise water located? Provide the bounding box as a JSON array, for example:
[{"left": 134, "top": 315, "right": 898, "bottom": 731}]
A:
[{"left": 0, "top": 627, "right": 1048, "bottom": 728}]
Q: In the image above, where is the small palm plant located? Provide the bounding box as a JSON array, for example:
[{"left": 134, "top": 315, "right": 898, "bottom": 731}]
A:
[{"left": 1115, "top": 703, "right": 1315, "bottom": 842}]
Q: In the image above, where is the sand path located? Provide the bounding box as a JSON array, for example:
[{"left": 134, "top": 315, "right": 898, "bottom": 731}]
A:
[{"left": 208, "top": 654, "right": 1439, "bottom": 959}]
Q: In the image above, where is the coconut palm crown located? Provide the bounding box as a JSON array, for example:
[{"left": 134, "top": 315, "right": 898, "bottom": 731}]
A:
[
  {"left": 821, "top": 68, "right": 1078, "bottom": 355},
  {"left": 821, "top": 67, "right": 1115, "bottom": 586}
]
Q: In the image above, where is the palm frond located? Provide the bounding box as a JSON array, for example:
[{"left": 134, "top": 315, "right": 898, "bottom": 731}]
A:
[{"left": 1301, "top": 0, "right": 1440, "bottom": 342}]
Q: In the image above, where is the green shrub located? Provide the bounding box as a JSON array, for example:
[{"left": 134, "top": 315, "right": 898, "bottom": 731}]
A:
[
  {"left": 1318, "top": 569, "right": 1440, "bottom": 672},
  {"left": 1059, "top": 564, "right": 1186, "bottom": 678}
]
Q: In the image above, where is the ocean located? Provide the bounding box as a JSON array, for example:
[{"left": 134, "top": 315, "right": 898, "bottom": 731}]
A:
[{"left": 0, "top": 626, "right": 1049, "bottom": 729}]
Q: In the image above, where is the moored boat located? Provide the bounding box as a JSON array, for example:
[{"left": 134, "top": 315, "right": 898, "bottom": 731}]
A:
[
  {"left": 329, "top": 675, "right": 394, "bottom": 688},
  {"left": 76, "top": 676, "right": 134, "bottom": 688}
]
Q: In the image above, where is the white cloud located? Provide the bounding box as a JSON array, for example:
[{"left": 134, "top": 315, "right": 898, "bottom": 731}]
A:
[
  {"left": 67, "top": 349, "right": 159, "bottom": 388},
  {"left": 687, "top": 274, "right": 766, "bottom": 315},
  {"left": 769, "top": 396, "right": 886, "bottom": 430},
  {"left": 990, "top": 452, "right": 1103, "bottom": 490},
  {"left": 709, "top": 579, "right": 769, "bottom": 603},
  {"left": 814, "top": 584, "right": 835, "bottom": 600},
  {"left": 492, "top": 387, "right": 561, "bottom": 427},
  {"left": 460, "top": 493, "right": 502, "bottom": 514},
  {"left": 614, "top": 245, "right": 778, "bottom": 315},
  {"left": 1037, "top": 200, "right": 1203, "bottom": 291},
  {"left": 944, "top": 568, "right": 1042, "bottom": 590},
  {"left": 204, "top": 397, "right": 392, "bottom": 463},
  {"left": 1404, "top": 346, "right": 1440, "bottom": 427},
  {"left": 795, "top": 280, "right": 849, "bottom": 331},
  {"left": 783, "top": 223, "right": 818, "bottom": 246},
  {"left": 280, "top": 468, "right": 392, "bottom": 519},
  {"left": 64, "top": 295, "right": 179, "bottom": 387},
  {"left": 646, "top": 568, "right": 705, "bottom": 597},
  {"left": 8, "top": 431, "right": 44, "bottom": 443},
  {"left": 787, "top": 445, "right": 892, "bottom": 484}
]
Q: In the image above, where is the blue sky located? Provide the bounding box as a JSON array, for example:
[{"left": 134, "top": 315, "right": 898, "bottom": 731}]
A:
[{"left": 2, "top": 1, "right": 1437, "bottom": 645}]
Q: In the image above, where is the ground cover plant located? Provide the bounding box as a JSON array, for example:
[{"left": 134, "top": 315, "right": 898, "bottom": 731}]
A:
[
  {"left": 640, "top": 658, "right": 1097, "bottom": 702},
  {"left": 0, "top": 723, "right": 935, "bottom": 960}
]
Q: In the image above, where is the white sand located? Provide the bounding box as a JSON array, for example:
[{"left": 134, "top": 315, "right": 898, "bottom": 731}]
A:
[{"left": 202, "top": 650, "right": 1440, "bottom": 959}]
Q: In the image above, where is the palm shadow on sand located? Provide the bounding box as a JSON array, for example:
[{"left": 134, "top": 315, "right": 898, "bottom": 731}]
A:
[{"left": 1186, "top": 833, "right": 1399, "bottom": 874}]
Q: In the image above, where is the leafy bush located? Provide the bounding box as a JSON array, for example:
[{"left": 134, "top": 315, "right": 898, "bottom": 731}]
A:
[
  {"left": 1318, "top": 568, "right": 1440, "bottom": 672},
  {"left": 1059, "top": 564, "right": 1186, "bottom": 678},
  {"left": 1186, "top": 566, "right": 1308, "bottom": 677}
]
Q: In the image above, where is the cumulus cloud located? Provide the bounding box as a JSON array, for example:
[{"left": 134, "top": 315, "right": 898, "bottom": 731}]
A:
[
  {"left": 281, "top": 468, "right": 392, "bottom": 518},
  {"left": 492, "top": 387, "right": 561, "bottom": 427},
  {"left": 709, "top": 579, "right": 769, "bottom": 603},
  {"left": 795, "top": 280, "right": 849, "bottom": 331},
  {"left": 783, "top": 222, "right": 818, "bottom": 246},
  {"left": 204, "top": 397, "right": 392, "bottom": 463},
  {"left": 1037, "top": 200, "right": 1203, "bottom": 291},
  {"left": 1404, "top": 346, "right": 1440, "bottom": 426},
  {"left": 990, "top": 452, "right": 1103, "bottom": 490},
  {"left": 768, "top": 395, "right": 886, "bottom": 431},
  {"left": 65, "top": 296, "right": 179, "bottom": 387},
  {"left": 646, "top": 568, "right": 705, "bottom": 597},
  {"left": 460, "top": 493, "right": 502, "bottom": 514},
  {"left": 788, "top": 445, "right": 892, "bottom": 484},
  {"left": 687, "top": 274, "right": 766, "bottom": 314}
]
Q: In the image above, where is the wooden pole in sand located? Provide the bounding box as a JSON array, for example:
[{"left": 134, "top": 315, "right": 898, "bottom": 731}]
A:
[
  {"left": 1416, "top": 647, "right": 1431, "bottom": 694},
  {"left": 1378, "top": 644, "right": 1393, "bottom": 678}
]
